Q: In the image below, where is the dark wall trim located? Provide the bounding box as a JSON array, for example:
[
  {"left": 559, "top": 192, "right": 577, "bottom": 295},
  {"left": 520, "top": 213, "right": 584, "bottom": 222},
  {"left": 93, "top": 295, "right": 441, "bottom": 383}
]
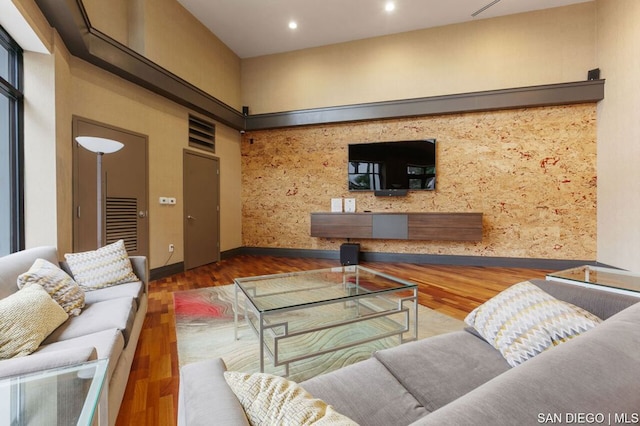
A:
[
  {"left": 35, "top": 0, "right": 245, "bottom": 130},
  {"left": 150, "top": 262, "right": 184, "bottom": 281},
  {"left": 234, "top": 246, "right": 598, "bottom": 271},
  {"left": 245, "top": 80, "right": 605, "bottom": 130},
  {"left": 36, "top": 3, "right": 604, "bottom": 134}
]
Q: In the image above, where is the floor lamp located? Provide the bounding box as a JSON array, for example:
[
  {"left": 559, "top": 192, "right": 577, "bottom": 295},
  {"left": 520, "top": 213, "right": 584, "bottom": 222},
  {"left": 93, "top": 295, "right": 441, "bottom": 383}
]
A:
[{"left": 75, "top": 136, "right": 124, "bottom": 247}]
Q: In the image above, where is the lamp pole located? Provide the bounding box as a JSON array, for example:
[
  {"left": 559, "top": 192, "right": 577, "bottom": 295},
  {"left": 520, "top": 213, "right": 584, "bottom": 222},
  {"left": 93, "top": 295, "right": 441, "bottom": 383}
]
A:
[{"left": 75, "top": 136, "right": 124, "bottom": 247}]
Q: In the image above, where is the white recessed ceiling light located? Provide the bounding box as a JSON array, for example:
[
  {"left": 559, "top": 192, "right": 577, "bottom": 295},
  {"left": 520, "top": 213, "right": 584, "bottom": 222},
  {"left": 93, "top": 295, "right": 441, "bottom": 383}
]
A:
[
  {"left": 288, "top": 21, "right": 298, "bottom": 30},
  {"left": 385, "top": 2, "right": 395, "bottom": 12}
]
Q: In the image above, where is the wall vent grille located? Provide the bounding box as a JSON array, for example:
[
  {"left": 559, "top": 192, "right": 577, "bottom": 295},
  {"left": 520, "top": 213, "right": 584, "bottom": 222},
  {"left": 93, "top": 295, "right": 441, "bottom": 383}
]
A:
[
  {"left": 106, "top": 197, "right": 138, "bottom": 252},
  {"left": 189, "top": 115, "right": 216, "bottom": 152}
]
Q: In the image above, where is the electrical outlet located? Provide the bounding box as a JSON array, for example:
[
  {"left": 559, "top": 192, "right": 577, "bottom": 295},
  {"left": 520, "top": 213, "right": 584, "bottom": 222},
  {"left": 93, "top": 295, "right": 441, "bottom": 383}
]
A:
[{"left": 169, "top": 244, "right": 174, "bottom": 253}]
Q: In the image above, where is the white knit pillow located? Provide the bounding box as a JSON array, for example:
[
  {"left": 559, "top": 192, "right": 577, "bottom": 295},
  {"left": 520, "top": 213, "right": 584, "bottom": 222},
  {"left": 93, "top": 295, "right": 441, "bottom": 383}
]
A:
[
  {"left": 0, "top": 284, "right": 69, "bottom": 359},
  {"left": 465, "top": 281, "right": 602, "bottom": 367},
  {"left": 64, "top": 240, "right": 138, "bottom": 291},
  {"left": 224, "top": 371, "right": 357, "bottom": 426}
]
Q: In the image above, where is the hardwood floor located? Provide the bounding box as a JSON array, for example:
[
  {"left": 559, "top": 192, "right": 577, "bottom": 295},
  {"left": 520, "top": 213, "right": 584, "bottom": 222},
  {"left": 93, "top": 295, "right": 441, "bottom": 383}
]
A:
[{"left": 115, "top": 255, "right": 553, "bottom": 425}]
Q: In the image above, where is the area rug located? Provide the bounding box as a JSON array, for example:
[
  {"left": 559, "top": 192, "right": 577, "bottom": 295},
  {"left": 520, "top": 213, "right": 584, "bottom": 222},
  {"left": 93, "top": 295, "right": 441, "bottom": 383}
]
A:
[{"left": 174, "top": 284, "right": 465, "bottom": 382}]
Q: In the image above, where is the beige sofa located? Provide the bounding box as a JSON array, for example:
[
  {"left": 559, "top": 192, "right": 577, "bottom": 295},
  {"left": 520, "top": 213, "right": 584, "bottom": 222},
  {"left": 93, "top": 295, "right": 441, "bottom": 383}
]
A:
[{"left": 0, "top": 246, "right": 148, "bottom": 426}]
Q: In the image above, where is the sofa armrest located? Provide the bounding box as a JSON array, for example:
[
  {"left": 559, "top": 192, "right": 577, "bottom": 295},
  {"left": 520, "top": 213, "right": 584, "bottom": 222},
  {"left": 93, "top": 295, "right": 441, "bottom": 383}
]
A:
[
  {"left": 178, "top": 358, "right": 250, "bottom": 426},
  {"left": 0, "top": 347, "right": 97, "bottom": 378},
  {"left": 129, "top": 256, "right": 149, "bottom": 293}
]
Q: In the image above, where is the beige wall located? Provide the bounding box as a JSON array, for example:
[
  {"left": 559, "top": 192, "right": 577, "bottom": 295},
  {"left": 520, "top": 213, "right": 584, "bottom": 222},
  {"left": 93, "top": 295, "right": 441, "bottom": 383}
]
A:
[
  {"left": 13, "top": 0, "right": 640, "bottom": 270},
  {"left": 240, "top": 2, "right": 600, "bottom": 262},
  {"left": 83, "top": 0, "right": 242, "bottom": 110},
  {"left": 143, "top": 0, "right": 241, "bottom": 110},
  {"left": 67, "top": 58, "right": 242, "bottom": 268},
  {"left": 596, "top": 0, "right": 640, "bottom": 271},
  {"left": 241, "top": 3, "right": 596, "bottom": 114},
  {"left": 242, "top": 104, "right": 597, "bottom": 261},
  {"left": 14, "top": 0, "right": 243, "bottom": 268}
]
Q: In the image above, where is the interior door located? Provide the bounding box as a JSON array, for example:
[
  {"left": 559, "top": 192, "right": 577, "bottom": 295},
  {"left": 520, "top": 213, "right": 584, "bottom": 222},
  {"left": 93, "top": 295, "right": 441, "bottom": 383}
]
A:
[
  {"left": 72, "top": 117, "right": 149, "bottom": 258},
  {"left": 183, "top": 150, "right": 220, "bottom": 269}
]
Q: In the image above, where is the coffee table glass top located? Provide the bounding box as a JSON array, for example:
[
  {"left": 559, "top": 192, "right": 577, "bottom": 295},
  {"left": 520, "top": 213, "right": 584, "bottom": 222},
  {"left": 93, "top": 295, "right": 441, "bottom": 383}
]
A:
[
  {"left": 547, "top": 265, "right": 640, "bottom": 294},
  {"left": 234, "top": 265, "right": 417, "bottom": 312},
  {"left": 0, "top": 358, "right": 108, "bottom": 426}
]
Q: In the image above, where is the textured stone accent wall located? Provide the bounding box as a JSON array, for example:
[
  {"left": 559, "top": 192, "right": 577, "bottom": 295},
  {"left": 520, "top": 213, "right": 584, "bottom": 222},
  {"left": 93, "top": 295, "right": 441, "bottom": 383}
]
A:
[{"left": 242, "top": 104, "right": 596, "bottom": 260}]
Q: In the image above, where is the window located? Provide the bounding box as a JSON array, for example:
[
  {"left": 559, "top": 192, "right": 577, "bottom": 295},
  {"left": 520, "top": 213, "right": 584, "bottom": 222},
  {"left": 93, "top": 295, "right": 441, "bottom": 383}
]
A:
[
  {"left": 349, "top": 161, "right": 383, "bottom": 190},
  {"left": 0, "top": 26, "right": 24, "bottom": 255}
]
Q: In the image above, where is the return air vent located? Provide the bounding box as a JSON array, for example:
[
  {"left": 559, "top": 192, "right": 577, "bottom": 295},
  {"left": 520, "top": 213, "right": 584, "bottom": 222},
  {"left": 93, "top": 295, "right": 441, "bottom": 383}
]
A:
[
  {"left": 189, "top": 114, "right": 216, "bottom": 153},
  {"left": 106, "top": 197, "right": 138, "bottom": 252}
]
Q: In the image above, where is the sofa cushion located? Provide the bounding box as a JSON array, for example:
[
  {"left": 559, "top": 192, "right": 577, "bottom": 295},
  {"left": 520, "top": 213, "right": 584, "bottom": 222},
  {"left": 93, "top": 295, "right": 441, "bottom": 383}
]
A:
[
  {"left": 465, "top": 281, "right": 602, "bottom": 367},
  {"left": 17, "top": 258, "right": 86, "bottom": 316},
  {"left": 0, "top": 285, "right": 69, "bottom": 359},
  {"left": 64, "top": 240, "right": 138, "bottom": 291},
  {"left": 37, "top": 328, "right": 125, "bottom": 381},
  {"left": 223, "top": 371, "right": 357, "bottom": 426},
  {"left": 0, "top": 246, "right": 58, "bottom": 299},
  {"left": 83, "top": 281, "right": 144, "bottom": 307},
  {"left": 414, "top": 302, "right": 640, "bottom": 426},
  {"left": 373, "top": 330, "right": 510, "bottom": 412},
  {"left": 42, "top": 297, "right": 136, "bottom": 345},
  {"left": 301, "top": 357, "right": 429, "bottom": 426}
]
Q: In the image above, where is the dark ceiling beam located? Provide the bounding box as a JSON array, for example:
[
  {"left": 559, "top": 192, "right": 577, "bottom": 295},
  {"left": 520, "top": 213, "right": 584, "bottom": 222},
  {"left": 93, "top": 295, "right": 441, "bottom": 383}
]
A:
[
  {"left": 245, "top": 80, "right": 605, "bottom": 130},
  {"left": 35, "top": 0, "right": 246, "bottom": 130}
]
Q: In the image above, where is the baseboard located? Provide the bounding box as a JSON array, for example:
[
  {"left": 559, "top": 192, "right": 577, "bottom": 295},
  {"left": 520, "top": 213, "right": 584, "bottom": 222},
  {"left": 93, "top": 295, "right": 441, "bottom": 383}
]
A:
[
  {"left": 151, "top": 247, "right": 602, "bottom": 280},
  {"left": 150, "top": 262, "right": 184, "bottom": 281},
  {"left": 234, "top": 246, "right": 598, "bottom": 270}
]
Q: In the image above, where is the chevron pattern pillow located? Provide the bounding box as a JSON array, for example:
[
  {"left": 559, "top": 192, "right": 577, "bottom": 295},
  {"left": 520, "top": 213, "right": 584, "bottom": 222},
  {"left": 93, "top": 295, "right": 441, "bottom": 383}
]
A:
[
  {"left": 17, "top": 258, "right": 85, "bottom": 316},
  {"left": 223, "top": 371, "right": 357, "bottom": 426},
  {"left": 65, "top": 240, "right": 138, "bottom": 291},
  {"left": 465, "top": 281, "right": 602, "bottom": 367}
]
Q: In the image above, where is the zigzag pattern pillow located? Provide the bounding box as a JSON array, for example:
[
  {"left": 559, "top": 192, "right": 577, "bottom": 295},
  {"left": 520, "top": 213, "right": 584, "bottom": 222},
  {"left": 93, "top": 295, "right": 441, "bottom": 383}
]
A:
[
  {"left": 17, "top": 258, "right": 85, "bottom": 316},
  {"left": 465, "top": 281, "right": 602, "bottom": 367},
  {"left": 65, "top": 240, "right": 138, "bottom": 291},
  {"left": 224, "top": 371, "right": 357, "bottom": 426}
]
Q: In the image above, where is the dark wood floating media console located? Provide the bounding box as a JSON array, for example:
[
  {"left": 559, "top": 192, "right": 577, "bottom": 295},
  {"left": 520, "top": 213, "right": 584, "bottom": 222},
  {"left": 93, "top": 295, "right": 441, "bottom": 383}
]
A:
[{"left": 310, "top": 212, "right": 483, "bottom": 242}]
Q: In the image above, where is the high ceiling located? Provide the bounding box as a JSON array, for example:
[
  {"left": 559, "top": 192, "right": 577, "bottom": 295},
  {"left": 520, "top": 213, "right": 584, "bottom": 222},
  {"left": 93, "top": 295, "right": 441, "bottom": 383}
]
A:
[{"left": 177, "top": 0, "right": 592, "bottom": 58}]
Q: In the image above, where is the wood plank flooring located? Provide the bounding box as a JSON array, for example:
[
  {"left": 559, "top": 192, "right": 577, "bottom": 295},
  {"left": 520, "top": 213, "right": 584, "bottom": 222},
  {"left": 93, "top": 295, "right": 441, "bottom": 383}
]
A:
[{"left": 115, "top": 255, "right": 553, "bottom": 425}]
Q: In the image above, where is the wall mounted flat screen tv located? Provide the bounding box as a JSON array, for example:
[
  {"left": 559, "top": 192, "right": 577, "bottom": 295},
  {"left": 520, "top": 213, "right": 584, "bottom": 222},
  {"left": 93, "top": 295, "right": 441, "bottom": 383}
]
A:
[{"left": 348, "top": 139, "right": 436, "bottom": 192}]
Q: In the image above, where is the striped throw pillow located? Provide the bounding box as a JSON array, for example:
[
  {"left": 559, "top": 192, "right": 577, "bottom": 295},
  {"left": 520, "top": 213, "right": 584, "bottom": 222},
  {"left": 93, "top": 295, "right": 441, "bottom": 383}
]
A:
[
  {"left": 17, "top": 258, "right": 85, "bottom": 316},
  {"left": 465, "top": 281, "right": 602, "bottom": 367},
  {"left": 224, "top": 371, "right": 357, "bottom": 426},
  {"left": 65, "top": 240, "right": 138, "bottom": 291}
]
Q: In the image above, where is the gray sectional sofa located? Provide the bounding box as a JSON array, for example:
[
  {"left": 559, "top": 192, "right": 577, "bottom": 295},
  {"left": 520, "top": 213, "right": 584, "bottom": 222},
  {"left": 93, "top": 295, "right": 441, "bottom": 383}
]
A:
[
  {"left": 178, "top": 279, "right": 640, "bottom": 426},
  {"left": 0, "top": 246, "right": 148, "bottom": 426}
]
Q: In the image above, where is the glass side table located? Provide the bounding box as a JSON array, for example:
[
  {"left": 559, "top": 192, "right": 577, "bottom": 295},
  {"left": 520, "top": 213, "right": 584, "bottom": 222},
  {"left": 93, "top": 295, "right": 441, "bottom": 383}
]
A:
[
  {"left": 546, "top": 265, "right": 640, "bottom": 298},
  {"left": 0, "top": 358, "right": 109, "bottom": 426}
]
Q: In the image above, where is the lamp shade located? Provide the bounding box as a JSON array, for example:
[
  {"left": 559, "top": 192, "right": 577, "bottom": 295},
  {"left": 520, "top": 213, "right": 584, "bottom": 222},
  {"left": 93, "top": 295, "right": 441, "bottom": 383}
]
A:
[{"left": 76, "top": 136, "right": 124, "bottom": 154}]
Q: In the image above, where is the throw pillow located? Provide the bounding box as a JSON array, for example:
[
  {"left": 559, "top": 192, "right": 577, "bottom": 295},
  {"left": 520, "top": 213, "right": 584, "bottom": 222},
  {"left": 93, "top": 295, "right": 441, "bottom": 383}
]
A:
[
  {"left": 17, "top": 258, "right": 85, "bottom": 316},
  {"left": 223, "top": 371, "right": 357, "bottom": 426},
  {"left": 0, "top": 284, "right": 69, "bottom": 359},
  {"left": 64, "top": 240, "right": 138, "bottom": 291},
  {"left": 465, "top": 281, "right": 602, "bottom": 367}
]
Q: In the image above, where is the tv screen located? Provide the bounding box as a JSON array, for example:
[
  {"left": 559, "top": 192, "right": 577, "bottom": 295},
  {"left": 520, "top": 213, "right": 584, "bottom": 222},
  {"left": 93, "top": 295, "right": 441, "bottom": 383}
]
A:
[{"left": 348, "top": 139, "right": 436, "bottom": 191}]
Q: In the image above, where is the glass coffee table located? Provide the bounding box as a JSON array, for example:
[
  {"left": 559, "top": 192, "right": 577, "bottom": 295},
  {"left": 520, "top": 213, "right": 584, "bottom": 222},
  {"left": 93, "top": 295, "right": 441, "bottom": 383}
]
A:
[
  {"left": 546, "top": 265, "right": 640, "bottom": 297},
  {"left": 0, "top": 358, "right": 109, "bottom": 425},
  {"left": 234, "top": 266, "right": 418, "bottom": 375}
]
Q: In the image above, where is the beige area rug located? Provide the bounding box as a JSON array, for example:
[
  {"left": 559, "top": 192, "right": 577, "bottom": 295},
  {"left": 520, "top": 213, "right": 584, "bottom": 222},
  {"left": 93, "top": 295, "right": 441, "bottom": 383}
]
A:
[{"left": 174, "top": 284, "right": 465, "bottom": 382}]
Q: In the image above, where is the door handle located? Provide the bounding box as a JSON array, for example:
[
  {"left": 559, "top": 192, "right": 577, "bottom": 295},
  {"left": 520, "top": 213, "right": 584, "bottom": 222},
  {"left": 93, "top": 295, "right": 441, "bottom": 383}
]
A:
[{"left": 187, "top": 215, "right": 196, "bottom": 220}]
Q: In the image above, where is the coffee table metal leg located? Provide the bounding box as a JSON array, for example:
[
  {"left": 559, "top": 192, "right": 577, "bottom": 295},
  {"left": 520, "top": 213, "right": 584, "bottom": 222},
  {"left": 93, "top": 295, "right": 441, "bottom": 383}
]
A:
[
  {"left": 259, "top": 312, "right": 264, "bottom": 373},
  {"left": 233, "top": 283, "right": 239, "bottom": 340}
]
